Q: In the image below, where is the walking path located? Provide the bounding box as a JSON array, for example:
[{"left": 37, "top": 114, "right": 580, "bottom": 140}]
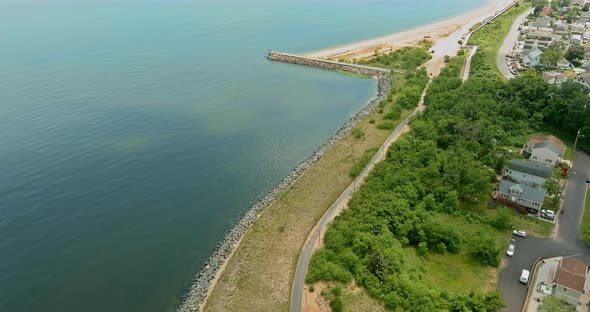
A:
[{"left": 290, "top": 81, "right": 430, "bottom": 312}]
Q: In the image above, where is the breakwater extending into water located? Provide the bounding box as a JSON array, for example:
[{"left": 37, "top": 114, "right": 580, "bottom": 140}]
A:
[{"left": 177, "top": 52, "right": 390, "bottom": 312}]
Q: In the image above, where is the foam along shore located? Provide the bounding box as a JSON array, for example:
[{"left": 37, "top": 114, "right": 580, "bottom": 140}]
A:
[{"left": 306, "top": 0, "right": 515, "bottom": 73}]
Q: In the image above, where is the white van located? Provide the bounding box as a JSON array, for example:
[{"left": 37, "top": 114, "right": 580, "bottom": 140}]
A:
[{"left": 520, "top": 269, "right": 530, "bottom": 284}]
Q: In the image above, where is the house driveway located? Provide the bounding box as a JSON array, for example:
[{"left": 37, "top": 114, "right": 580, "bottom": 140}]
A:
[{"left": 497, "top": 151, "right": 590, "bottom": 311}]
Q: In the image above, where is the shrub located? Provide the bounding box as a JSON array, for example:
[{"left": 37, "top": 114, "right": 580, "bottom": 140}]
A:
[
  {"left": 330, "top": 297, "right": 344, "bottom": 312},
  {"left": 369, "top": 118, "right": 376, "bottom": 124},
  {"left": 377, "top": 121, "right": 395, "bottom": 130},
  {"left": 351, "top": 127, "right": 365, "bottom": 139}
]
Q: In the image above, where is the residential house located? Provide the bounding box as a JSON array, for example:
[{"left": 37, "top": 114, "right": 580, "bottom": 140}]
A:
[
  {"left": 572, "top": 24, "right": 586, "bottom": 35},
  {"left": 556, "top": 58, "right": 571, "bottom": 69},
  {"left": 572, "top": 0, "right": 587, "bottom": 7},
  {"left": 523, "top": 47, "right": 543, "bottom": 67},
  {"left": 543, "top": 72, "right": 568, "bottom": 85},
  {"left": 581, "top": 11, "right": 590, "bottom": 23},
  {"left": 505, "top": 168, "right": 547, "bottom": 189},
  {"left": 553, "top": 257, "right": 588, "bottom": 306},
  {"left": 530, "top": 17, "right": 555, "bottom": 29},
  {"left": 523, "top": 140, "right": 564, "bottom": 165},
  {"left": 526, "top": 135, "right": 567, "bottom": 155},
  {"left": 496, "top": 179, "right": 546, "bottom": 212},
  {"left": 527, "top": 31, "right": 562, "bottom": 42},
  {"left": 571, "top": 34, "right": 583, "bottom": 44},
  {"left": 523, "top": 39, "right": 551, "bottom": 50},
  {"left": 507, "top": 159, "right": 552, "bottom": 178}
]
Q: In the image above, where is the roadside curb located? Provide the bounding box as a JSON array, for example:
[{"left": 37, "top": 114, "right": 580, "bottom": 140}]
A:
[{"left": 521, "top": 257, "right": 542, "bottom": 312}]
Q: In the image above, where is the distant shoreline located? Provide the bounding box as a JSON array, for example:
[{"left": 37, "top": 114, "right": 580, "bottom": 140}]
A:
[{"left": 307, "top": 0, "right": 514, "bottom": 62}]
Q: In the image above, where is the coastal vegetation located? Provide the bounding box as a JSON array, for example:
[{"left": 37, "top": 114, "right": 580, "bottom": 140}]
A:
[
  {"left": 204, "top": 47, "right": 432, "bottom": 311},
  {"left": 467, "top": 2, "right": 531, "bottom": 79},
  {"left": 307, "top": 39, "right": 590, "bottom": 309}
]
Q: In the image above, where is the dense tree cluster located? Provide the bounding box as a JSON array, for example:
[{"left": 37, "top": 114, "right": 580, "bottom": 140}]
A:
[{"left": 307, "top": 61, "right": 590, "bottom": 310}]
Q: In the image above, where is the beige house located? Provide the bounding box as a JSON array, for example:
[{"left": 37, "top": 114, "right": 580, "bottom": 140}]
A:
[{"left": 553, "top": 257, "right": 588, "bottom": 306}]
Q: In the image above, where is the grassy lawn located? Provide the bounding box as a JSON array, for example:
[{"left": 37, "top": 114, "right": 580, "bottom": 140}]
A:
[
  {"left": 581, "top": 190, "right": 590, "bottom": 246},
  {"left": 424, "top": 213, "right": 509, "bottom": 294},
  {"left": 205, "top": 69, "right": 422, "bottom": 311},
  {"left": 459, "top": 199, "right": 553, "bottom": 237},
  {"left": 467, "top": 3, "right": 531, "bottom": 79}
]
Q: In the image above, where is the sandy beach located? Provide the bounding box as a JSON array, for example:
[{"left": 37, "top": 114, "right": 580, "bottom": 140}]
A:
[{"left": 307, "top": 0, "right": 514, "bottom": 76}]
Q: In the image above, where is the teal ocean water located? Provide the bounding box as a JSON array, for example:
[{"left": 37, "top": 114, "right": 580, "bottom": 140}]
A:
[{"left": 0, "top": 0, "right": 485, "bottom": 311}]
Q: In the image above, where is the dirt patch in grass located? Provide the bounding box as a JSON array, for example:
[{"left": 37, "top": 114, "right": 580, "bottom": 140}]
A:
[
  {"left": 340, "top": 281, "right": 387, "bottom": 312},
  {"left": 204, "top": 85, "right": 409, "bottom": 312}
]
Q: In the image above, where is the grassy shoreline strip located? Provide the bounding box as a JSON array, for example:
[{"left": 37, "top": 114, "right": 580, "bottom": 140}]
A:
[{"left": 468, "top": 2, "right": 531, "bottom": 79}]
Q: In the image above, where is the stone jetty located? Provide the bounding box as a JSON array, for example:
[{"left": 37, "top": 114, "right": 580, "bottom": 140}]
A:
[{"left": 177, "top": 51, "right": 391, "bottom": 312}]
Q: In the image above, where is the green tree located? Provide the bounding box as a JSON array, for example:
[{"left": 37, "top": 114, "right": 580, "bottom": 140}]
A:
[
  {"left": 492, "top": 207, "right": 513, "bottom": 230},
  {"left": 540, "top": 48, "right": 563, "bottom": 68},
  {"left": 565, "top": 44, "right": 585, "bottom": 63},
  {"left": 537, "top": 296, "right": 576, "bottom": 312}
]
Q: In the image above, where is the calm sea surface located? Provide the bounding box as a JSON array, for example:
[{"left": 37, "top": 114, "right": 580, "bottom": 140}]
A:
[{"left": 0, "top": 0, "right": 485, "bottom": 311}]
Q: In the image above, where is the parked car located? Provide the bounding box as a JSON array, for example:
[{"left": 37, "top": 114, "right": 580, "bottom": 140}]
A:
[
  {"left": 541, "top": 210, "right": 555, "bottom": 220},
  {"left": 507, "top": 244, "right": 515, "bottom": 256},
  {"left": 520, "top": 269, "right": 530, "bottom": 284},
  {"left": 513, "top": 230, "right": 527, "bottom": 238}
]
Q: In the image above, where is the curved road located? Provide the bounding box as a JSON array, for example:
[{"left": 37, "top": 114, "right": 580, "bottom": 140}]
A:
[{"left": 495, "top": 10, "right": 530, "bottom": 79}]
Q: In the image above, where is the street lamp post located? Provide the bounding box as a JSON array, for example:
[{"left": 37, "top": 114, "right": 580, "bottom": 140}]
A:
[{"left": 571, "top": 129, "right": 582, "bottom": 167}]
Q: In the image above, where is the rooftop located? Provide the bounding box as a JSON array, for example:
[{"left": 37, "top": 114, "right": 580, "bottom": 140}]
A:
[
  {"left": 498, "top": 179, "right": 547, "bottom": 204},
  {"left": 527, "top": 135, "right": 566, "bottom": 154},
  {"left": 533, "top": 140, "right": 563, "bottom": 156},
  {"left": 555, "top": 257, "right": 588, "bottom": 293},
  {"left": 509, "top": 159, "right": 552, "bottom": 178}
]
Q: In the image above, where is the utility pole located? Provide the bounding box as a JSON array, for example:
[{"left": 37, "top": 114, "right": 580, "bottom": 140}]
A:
[{"left": 572, "top": 129, "right": 582, "bottom": 167}]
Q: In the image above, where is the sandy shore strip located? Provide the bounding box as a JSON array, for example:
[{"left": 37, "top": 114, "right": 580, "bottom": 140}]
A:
[{"left": 307, "top": 0, "right": 514, "bottom": 66}]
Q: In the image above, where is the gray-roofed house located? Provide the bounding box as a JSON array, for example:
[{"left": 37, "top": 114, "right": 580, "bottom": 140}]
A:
[
  {"left": 523, "top": 47, "right": 543, "bottom": 67},
  {"left": 524, "top": 140, "right": 564, "bottom": 165},
  {"left": 496, "top": 179, "right": 546, "bottom": 212},
  {"left": 581, "top": 11, "right": 590, "bottom": 22},
  {"left": 506, "top": 170, "right": 547, "bottom": 189},
  {"left": 527, "top": 31, "right": 562, "bottom": 41},
  {"left": 530, "top": 17, "right": 555, "bottom": 28},
  {"left": 508, "top": 159, "right": 552, "bottom": 178}
]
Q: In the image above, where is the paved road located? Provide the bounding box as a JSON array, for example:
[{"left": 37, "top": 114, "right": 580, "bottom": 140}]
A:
[
  {"left": 498, "top": 150, "right": 590, "bottom": 311},
  {"left": 495, "top": 10, "right": 529, "bottom": 79}
]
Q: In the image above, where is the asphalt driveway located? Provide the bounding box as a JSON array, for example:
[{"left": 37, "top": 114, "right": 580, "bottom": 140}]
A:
[{"left": 498, "top": 151, "right": 590, "bottom": 311}]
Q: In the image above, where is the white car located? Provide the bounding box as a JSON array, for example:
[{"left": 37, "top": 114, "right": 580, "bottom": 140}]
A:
[
  {"left": 513, "top": 230, "right": 527, "bottom": 237},
  {"left": 507, "top": 244, "right": 515, "bottom": 256}
]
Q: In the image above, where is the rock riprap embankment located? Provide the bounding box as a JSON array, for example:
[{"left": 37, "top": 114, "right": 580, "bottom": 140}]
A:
[{"left": 177, "top": 52, "right": 391, "bottom": 312}]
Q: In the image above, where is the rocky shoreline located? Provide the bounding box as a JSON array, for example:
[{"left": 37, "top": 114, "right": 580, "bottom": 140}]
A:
[{"left": 177, "top": 69, "right": 391, "bottom": 312}]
